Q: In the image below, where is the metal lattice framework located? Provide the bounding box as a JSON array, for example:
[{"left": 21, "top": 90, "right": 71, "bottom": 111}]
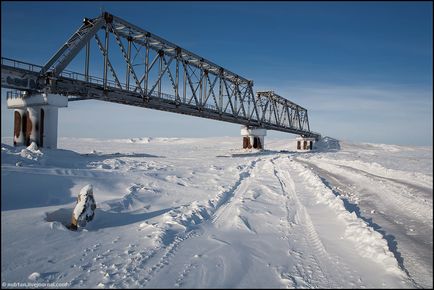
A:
[
  {"left": 1, "top": 12, "right": 320, "bottom": 138},
  {"left": 256, "top": 91, "right": 310, "bottom": 133}
]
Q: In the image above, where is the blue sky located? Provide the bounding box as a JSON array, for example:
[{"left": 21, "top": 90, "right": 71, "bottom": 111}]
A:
[{"left": 1, "top": 1, "right": 432, "bottom": 145}]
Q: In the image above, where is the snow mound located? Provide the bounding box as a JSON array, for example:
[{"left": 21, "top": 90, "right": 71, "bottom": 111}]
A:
[
  {"left": 314, "top": 136, "right": 341, "bottom": 151},
  {"left": 129, "top": 137, "right": 153, "bottom": 144},
  {"left": 20, "top": 142, "right": 43, "bottom": 160},
  {"left": 28, "top": 272, "right": 40, "bottom": 281},
  {"left": 2, "top": 142, "right": 90, "bottom": 168},
  {"left": 162, "top": 201, "right": 210, "bottom": 230}
]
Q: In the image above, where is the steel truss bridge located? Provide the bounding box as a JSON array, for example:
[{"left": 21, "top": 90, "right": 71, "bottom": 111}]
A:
[{"left": 1, "top": 12, "right": 320, "bottom": 139}]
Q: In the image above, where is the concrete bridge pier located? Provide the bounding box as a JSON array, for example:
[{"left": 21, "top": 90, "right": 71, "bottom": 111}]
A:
[
  {"left": 241, "top": 126, "right": 266, "bottom": 150},
  {"left": 296, "top": 136, "right": 315, "bottom": 151},
  {"left": 7, "top": 93, "right": 68, "bottom": 149}
]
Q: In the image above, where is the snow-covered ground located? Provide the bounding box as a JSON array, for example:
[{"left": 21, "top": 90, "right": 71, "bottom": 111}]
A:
[{"left": 1, "top": 136, "right": 432, "bottom": 288}]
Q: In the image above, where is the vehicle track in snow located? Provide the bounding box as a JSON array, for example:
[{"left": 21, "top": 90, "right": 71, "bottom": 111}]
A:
[
  {"left": 273, "top": 155, "right": 414, "bottom": 288},
  {"left": 295, "top": 157, "right": 431, "bottom": 288},
  {"left": 55, "top": 153, "right": 415, "bottom": 288},
  {"left": 141, "top": 154, "right": 411, "bottom": 288},
  {"left": 103, "top": 157, "right": 263, "bottom": 287},
  {"left": 269, "top": 156, "right": 351, "bottom": 288},
  {"left": 211, "top": 158, "right": 261, "bottom": 229},
  {"left": 296, "top": 157, "right": 432, "bottom": 230}
]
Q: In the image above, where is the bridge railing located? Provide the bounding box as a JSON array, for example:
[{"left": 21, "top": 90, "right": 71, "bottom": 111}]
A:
[
  {"left": 2, "top": 57, "right": 43, "bottom": 73},
  {"left": 6, "top": 90, "right": 29, "bottom": 100},
  {"left": 59, "top": 70, "right": 124, "bottom": 89},
  {"left": 1, "top": 56, "right": 214, "bottom": 107}
]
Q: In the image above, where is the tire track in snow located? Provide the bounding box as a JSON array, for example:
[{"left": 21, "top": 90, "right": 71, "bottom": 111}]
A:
[
  {"left": 112, "top": 157, "right": 262, "bottom": 287},
  {"left": 295, "top": 157, "right": 427, "bottom": 288},
  {"left": 339, "top": 164, "right": 432, "bottom": 222},
  {"left": 162, "top": 157, "right": 262, "bottom": 287},
  {"left": 268, "top": 156, "right": 335, "bottom": 288},
  {"left": 297, "top": 157, "right": 432, "bottom": 228},
  {"left": 337, "top": 162, "right": 431, "bottom": 212},
  {"left": 308, "top": 156, "right": 432, "bottom": 189},
  {"left": 270, "top": 155, "right": 398, "bottom": 288},
  {"left": 285, "top": 156, "right": 415, "bottom": 287},
  {"left": 336, "top": 163, "right": 432, "bottom": 193},
  {"left": 211, "top": 158, "right": 261, "bottom": 226}
]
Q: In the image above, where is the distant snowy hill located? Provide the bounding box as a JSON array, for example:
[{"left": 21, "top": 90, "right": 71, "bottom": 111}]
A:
[{"left": 1, "top": 137, "right": 432, "bottom": 288}]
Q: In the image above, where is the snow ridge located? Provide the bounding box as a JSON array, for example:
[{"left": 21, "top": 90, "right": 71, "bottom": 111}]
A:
[{"left": 292, "top": 159, "right": 405, "bottom": 276}]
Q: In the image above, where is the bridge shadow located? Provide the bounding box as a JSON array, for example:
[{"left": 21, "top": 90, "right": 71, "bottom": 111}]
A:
[
  {"left": 218, "top": 149, "right": 293, "bottom": 158},
  {"left": 319, "top": 176, "right": 406, "bottom": 273},
  {"left": 82, "top": 152, "right": 164, "bottom": 159},
  {"left": 1, "top": 171, "right": 76, "bottom": 211},
  {"left": 217, "top": 149, "right": 341, "bottom": 158},
  {"left": 231, "top": 150, "right": 282, "bottom": 157}
]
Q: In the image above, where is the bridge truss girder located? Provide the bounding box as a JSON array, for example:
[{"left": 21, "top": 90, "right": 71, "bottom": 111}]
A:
[{"left": 1, "top": 11, "right": 320, "bottom": 139}]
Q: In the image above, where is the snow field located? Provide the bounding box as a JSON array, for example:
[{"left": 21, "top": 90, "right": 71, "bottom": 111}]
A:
[{"left": 1, "top": 137, "right": 431, "bottom": 288}]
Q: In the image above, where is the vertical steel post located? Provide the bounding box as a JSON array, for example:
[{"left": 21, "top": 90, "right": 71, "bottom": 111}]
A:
[
  {"left": 144, "top": 38, "right": 149, "bottom": 99},
  {"left": 85, "top": 42, "right": 90, "bottom": 82},
  {"left": 219, "top": 75, "right": 223, "bottom": 111},
  {"left": 103, "top": 25, "right": 109, "bottom": 90},
  {"left": 158, "top": 52, "right": 163, "bottom": 98},
  {"left": 183, "top": 62, "right": 187, "bottom": 103},
  {"left": 287, "top": 107, "right": 292, "bottom": 128},
  {"left": 297, "top": 108, "right": 302, "bottom": 130},
  {"left": 203, "top": 71, "right": 207, "bottom": 108},
  {"left": 199, "top": 68, "right": 203, "bottom": 106},
  {"left": 175, "top": 57, "right": 179, "bottom": 101},
  {"left": 247, "top": 83, "right": 251, "bottom": 120},
  {"left": 126, "top": 38, "right": 131, "bottom": 91},
  {"left": 234, "top": 82, "right": 238, "bottom": 115}
]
